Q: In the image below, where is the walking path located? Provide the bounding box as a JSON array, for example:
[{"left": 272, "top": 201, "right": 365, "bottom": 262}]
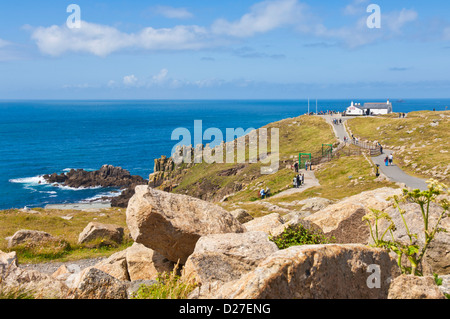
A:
[
  {"left": 321, "top": 114, "right": 428, "bottom": 190},
  {"left": 269, "top": 169, "right": 320, "bottom": 199}
]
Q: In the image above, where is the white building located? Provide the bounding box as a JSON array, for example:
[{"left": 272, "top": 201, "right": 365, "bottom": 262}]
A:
[{"left": 345, "top": 100, "right": 393, "bottom": 116}]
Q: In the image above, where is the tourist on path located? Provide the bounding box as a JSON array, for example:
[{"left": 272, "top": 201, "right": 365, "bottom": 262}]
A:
[
  {"left": 389, "top": 154, "right": 393, "bottom": 166},
  {"left": 260, "top": 188, "right": 266, "bottom": 199}
]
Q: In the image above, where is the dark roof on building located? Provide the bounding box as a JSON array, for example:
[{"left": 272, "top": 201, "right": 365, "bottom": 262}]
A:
[{"left": 362, "top": 102, "right": 392, "bottom": 109}]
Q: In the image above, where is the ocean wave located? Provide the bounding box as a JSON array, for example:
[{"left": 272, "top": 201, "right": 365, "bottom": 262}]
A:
[
  {"left": 79, "top": 190, "right": 122, "bottom": 203},
  {"left": 9, "top": 175, "right": 48, "bottom": 185},
  {"left": 54, "top": 185, "right": 103, "bottom": 191}
]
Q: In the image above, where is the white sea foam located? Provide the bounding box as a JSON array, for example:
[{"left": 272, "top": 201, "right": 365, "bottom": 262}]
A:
[
  {"left": 79, "top": 190, "right": 122, "bottom": 203},
  {"left": 39, "top": 190, "right": 57, "bottom": 194},
  {"left": 55, "top": 185, "right": 103, "bottom": 191},
  {"left": 9, "top": 175, "right": 48, "bottom": 185}
]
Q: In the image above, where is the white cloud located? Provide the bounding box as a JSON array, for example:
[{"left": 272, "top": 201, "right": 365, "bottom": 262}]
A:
[
  {"left": 151, "top": 68, "right": 169, "bottom": 85},
  {"left": 123, "top": 74, "right": 138, "bottom": 86},
  {"left": 343, "top": 0, "right": 369, "bottom": 16},
  {"left": 154, "top": 6, "right": 193, "bottom": 19},
  {"left": 27, "top": 0, "right": 421, "bottom": 57},
  {"left": 302, "top": 8, "right": 418, "bottom": 49},
  {"left": 0, "top": 38, "right": 10, "bottom": 48},
  {"left": 30, "top": 21, "right": 209, "bottom": 57},
  {"left": 383, "top": 9, "right": 418, "bottom": 33},
  {"left": 211, "top": 0, "right": 304, "bottom": 37}
]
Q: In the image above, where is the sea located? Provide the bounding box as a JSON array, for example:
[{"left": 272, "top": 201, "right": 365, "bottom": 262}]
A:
[{"left": 1, "top": 99, "right": 448, "bottom": 210}]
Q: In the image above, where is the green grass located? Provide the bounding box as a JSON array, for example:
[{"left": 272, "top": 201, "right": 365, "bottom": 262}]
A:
[
  {"left": 170, "top": 115, "right": 337, "bottom": 203},
  {"left": 346, "top": 111, "right": 450, "bottom": 184},
  {"left": 131, "top": 263, "right": 197, "bottom": 299},
  {"left": 0, "top": 207, "right": 132, "bottom": 264}
]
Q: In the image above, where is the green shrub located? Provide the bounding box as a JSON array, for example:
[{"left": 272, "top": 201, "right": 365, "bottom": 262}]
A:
[{"left": 269, "top": 224, "right": 334, "bottom": 249}]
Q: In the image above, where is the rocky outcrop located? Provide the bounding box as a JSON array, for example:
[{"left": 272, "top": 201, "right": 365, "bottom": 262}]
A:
[
  {"left": 77, "top": 222, "right": 124, "bottom": 245},
  {"left": 388, "top": 275, "right": 445, "bottom": 299},
  {"left": 44, "top": 165, "right": 146, "bottom": 189},
  {"left": 183, "top": 232, "right": 278, "bottom": 285},
  {"left": 194, "top": 244, "right": 400, "bottom": 299},
  {"left": 43, "top": 165, "right": 148, "bottom": 208},
  {"left": 126, "top": 185, "right": 246, "bottom": 264}
]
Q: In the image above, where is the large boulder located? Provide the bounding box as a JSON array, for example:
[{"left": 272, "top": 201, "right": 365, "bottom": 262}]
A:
[
  {"left": 183, "top": 232, "right": 279, "bottom": 285},
  {"left": 304, "top": 187, "right": 402, "bottom": 244},
  {"left": 78, "top": 222, "right": 124, "bottom": 245},
  {"left": 90, "top": 250, "right": 129, "bottom": 281},
  {"left": 195, "top": 244, "right": 400, "bottom": 299},
  {"left": 229, "top": 209, "right": 254, "bottom": 224},
  {"left": 125, "top": 243, "right": 175, "bottom": 281},
  {"left": 67, "top": 267, "right": 128, "bottom": 299},
  {"left": 126, "top": 186, "right": 245, "bottom": 264},
  {"left": 7, "top": 230, "right": 57, "bottom": 248},
  {"left": 242, "top": 213, "right": 284, "bottom": 234},
  {"left": 388, "top": 275, "right": 445, "bottom": 299}
]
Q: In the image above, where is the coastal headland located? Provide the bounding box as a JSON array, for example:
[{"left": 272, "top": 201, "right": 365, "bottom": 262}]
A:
[{"left": 1, "top": 110, "right": 449, "bottom": 300}]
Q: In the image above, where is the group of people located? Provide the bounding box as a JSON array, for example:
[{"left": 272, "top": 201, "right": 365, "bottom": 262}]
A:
[
  {"left": 293, "top": 173, "right": 305, "bottom": 188},
  {"left": 332, "top": 118, "right": 342, "bottom": 125}
]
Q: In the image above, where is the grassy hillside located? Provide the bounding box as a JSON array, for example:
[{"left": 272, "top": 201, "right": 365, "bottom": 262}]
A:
[
  {"left": 346, "top": 111, "right": 450, "bottom": 184},
  {"left": 170, "top": 115, "right": 338, "bottom": 202}
]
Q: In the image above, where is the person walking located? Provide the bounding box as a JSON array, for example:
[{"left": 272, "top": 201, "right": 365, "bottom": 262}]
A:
[
  {"left": 293, "top": 176, "right": 298, "bottom": 188},
  {"left": 296, "top": 174, "right": 301, "bottom": 188},
  {"left": 388, "top": 154, "right": 393, "bottom": 166},
  {"left": 384, "top": 156, "right": 389, "bottom": 167},
  {"left": 260, "top": 188, "right": 266, "bottom": 199},
  {"left": 294, "top": 162, "right": 299, "bottom": 173}
]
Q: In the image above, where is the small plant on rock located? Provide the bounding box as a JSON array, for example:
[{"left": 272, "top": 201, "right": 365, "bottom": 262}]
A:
[{"left": 363, "top": 179, "right": 449, "bottom": 276}]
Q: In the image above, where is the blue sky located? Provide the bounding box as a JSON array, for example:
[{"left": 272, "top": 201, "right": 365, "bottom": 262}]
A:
[{"left": 0, "top": 0, "right": 450, "bottom": 99}]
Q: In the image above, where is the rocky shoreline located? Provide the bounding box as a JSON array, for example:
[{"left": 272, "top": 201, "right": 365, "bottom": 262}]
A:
[{"left": 43, "top": 164, "right": 148, "bottom": 208}]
